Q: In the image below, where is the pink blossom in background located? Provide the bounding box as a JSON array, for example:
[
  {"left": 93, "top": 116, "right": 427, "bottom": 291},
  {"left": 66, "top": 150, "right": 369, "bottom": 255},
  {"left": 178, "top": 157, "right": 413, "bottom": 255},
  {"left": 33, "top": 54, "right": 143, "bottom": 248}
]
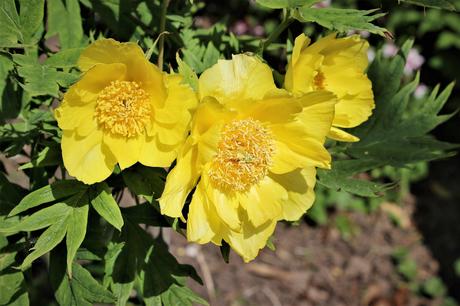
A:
[
  {"left": 252, "top": 25, "right": 265, "bottom": 37},
  {"left": 414, "top": 83, "right": 428, "bottom": 99},
  {"left": 231, "top": 20, "right": 249, "bottom": 35},
  {"left": 404, "top": 48, "right": 425, "bottom": 75},
  {"left": 383, "top": 43, "right": 399, "bottom": 58},
  {"left": 367, "top": 47, "right": 376, "bottom": 62},
  {"left": 314, "top": 0, "right": 331, "bottom": 8}
]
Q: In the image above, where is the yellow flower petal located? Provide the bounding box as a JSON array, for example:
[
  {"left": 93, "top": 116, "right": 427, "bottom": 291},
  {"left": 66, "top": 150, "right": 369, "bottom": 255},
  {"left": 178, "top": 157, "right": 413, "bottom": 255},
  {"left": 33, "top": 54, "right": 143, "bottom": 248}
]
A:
[
  {"left": 65, "top": 63, "right": 127, "bottom": 106},
  {"left": 159, "top": 139, "right": 200, "bottom": 218},
  {"left": 103, "top": 133, "right": 144, "bottom": 170},
  {"left": 61, "top": 130, "right": 116, "bottom": 184},
  {"left": 223, "top": 218, "right": 277, "bottom": 263},
  {"left": 297, "top": 91, "right": 337, "bottom": 142},
  {"left": 328, "top": 126, "right": 360, "bottom": 142},
  {"left": 78, "top": 39, "right": 145, "bottom": 72},
  {"left": 153, "top": 74, "right": 197, "bottom": 125},
  {"left": 199, "top": 54, "right": 277, "bottom": 104},
  {"left": 187, "top": 182, "right": 221, "bottom": 244},
  {"left": 239, "top": 176, "right": 286, "bottom": 227},
  {"left": 285, "top": 33, "right": 323, "bottom": 94},
  {"left": 138, "top": 135, "right": 177, "bottom": 167},
  {"left": 285, "top": 33, "right": 375, "bottom": 141},
  {"left": 54, "top": 101, "right": 96, "bottom": 136},
  {"left": 203, "top": 172, "right": 241, "bottom": 231},
  {"left": 270, "top": 139, "right": 330, "bottom": 173},
  {"left": 270, "top": 168, "right": 316, "bottom": 221}
]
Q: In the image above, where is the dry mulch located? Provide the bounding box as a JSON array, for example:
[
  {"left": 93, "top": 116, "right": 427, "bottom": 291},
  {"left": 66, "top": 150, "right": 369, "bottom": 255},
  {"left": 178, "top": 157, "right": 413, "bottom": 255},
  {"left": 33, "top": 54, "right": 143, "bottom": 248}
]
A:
[{"left": 170, "top": 199, "right": 446, "bottom": 306}]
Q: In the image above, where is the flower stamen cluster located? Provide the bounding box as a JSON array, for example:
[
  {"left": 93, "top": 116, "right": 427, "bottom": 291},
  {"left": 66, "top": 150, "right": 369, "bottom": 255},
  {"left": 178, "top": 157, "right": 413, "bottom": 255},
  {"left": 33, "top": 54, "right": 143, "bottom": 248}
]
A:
[
  {"left": 208, "top": 118, "right": 275, "bottom": 192},
  {"left": 95, "top": 80, "right": 151, "bottom": 137}
]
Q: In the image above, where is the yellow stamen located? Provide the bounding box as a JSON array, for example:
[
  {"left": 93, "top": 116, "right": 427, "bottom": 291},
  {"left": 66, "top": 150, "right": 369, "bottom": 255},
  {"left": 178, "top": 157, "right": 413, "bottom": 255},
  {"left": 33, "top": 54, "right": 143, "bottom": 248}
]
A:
[
  {"left": 95, "top": 80, "right": 151, "bottom": 137},
  {"left": 313, "top": 71, "right": 326, "bottom": 90},
  {"left": 208, "top": 118, "right": 275, "bottom": 192}
]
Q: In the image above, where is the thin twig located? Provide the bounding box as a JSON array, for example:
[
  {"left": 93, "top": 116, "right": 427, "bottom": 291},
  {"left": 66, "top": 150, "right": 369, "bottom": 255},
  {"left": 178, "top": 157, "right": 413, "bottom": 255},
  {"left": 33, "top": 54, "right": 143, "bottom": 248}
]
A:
[{"left": 157, "top": 0, "right": 170, "bottom": 69}]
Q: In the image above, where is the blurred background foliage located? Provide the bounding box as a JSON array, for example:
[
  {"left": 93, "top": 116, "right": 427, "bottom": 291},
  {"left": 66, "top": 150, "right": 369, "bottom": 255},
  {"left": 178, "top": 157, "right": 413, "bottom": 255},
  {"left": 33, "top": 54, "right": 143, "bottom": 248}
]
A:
[{"left": 0, "top": 0, "right": 459, "bottom": 305}]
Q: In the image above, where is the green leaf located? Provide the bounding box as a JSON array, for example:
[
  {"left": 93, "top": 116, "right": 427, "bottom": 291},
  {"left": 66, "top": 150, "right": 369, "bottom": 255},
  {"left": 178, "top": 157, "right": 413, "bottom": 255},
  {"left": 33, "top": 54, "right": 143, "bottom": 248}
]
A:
[
  {"left": 66, "top": 198, "right": 89, "bottom": 277},
  {"left": 0, "top": 236, "right": 30, "bottom": 306},
  {"left": 348, "top": 41, "right": 458, "bottom": 166},
  {"left": 399, "top": 0, "right": 456, "bottom": 11},
  {"left": 21, "top": 216, "right": 68, "bottom": 269},
  {"left": 422, "top": 277, "right": 447, "bottom": 297},
  {"left": 220, "top": 241, "right": 230, "bottom": 263},
  {"left": 9, "top": 180, "right": 87, "bottom": 216},
  {"left": 0, "top": 172, "right": 26, "bottom": 214},
  {"left": 18, "top": 143, "right": 61, "bottom": 170},
  {"left": 397, "top": 258, "right": 418, "bottom": 281},
  {"left": 295, "top": 8, "right": 388, "bottom": 37},
  {"left": 6, "top": 189, "right": 90, "bottom": 272},
  {"left": 46, "top": 0, "right": 84, "bottom": 49},
  {"left": 45, "top": 48, "right": 84, "bottom": 69},
  {"left": 318, "top": 169, "right": 388, "bottom": 197},
  {"left": 90, "top": 183, "right": 124, "bottom": 231},
  {"left": 161, "top": 284, "right": 209, "bottom": 306},
  {"left": 50, "top": 249, "right": 116, "bottom": 306},
  {"left": 176, "top": 53, "right": 199, "bottom": 91},
  {"left": 454, "top": 258, "right": 460, "bottom": 277},
  {"left": 120, "top": 203, "right": 170, "bottom": 227},
  {"left": 122, "top": 166, "right": 166, "bottom": 203},
  {"left": 0, "top": 0, "right": 44, "bottom": 47},
  {"left": 0, "top": 54, "right": 20, "bottom": 121},
  {"left": 256, "top": 0, "right": 319, "bottom": 9},
  {"left": 1, "top": 202, "right": 71, "bottom": 234},
  {"left": 105, "top": 221, "right": 206, "bottom": 306},
  {"left": 317, "top": 160, "right": 391, "bottom": 197}
]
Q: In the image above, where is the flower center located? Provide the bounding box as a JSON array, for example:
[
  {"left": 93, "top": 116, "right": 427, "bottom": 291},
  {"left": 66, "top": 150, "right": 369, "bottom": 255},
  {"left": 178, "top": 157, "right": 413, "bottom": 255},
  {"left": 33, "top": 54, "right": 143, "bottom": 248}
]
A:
[
  {"left": 208, "top": 118, "right": 275, "bottom": 192},
  {"left": 313, "top": 71, "right": 326, "bottom": 90},
  {"left": 95, "top": 80, "right": 151, "bottom": 137}
]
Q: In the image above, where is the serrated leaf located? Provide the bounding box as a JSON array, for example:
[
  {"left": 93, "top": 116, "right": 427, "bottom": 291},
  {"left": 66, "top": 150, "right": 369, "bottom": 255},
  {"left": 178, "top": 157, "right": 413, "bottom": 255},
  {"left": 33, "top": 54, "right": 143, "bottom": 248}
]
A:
[
  {"left": 50, "top": 249, "right": 116, "bottom": 306},
  {"left": 90, "top": 183, "right": 123, "bottom": 231},
  {"left": 0, "top": 0, "right": 44, "bottom": 47},
  {"left": 46, "top": 0, "right": 84, "bottom": 49},
  {"left": 399, "top": 0, "right": 456, "bottom": 11},
  {"left": 176, "top": 53, "right": 199, "bottom": 91},
  {"left": 45, "top": 48, "right": 84, "bottom": 68},
  {"left": 161, "top": 284, "right": 209, "bottom": 306},
  {"left": 318, "top": 168, "right": 388, "bottom": 197},
  {"left": 9, "top": 180, "right": 87, "bottom": 216},
  {"left": 256, "top": 0, "right": 319, "bottom": 9},
  {"left": 295, "top": 8, "right": 388, "bottom": 37},
  {"left": 348, "top": 41, "right": 458, "bottom": 166}
]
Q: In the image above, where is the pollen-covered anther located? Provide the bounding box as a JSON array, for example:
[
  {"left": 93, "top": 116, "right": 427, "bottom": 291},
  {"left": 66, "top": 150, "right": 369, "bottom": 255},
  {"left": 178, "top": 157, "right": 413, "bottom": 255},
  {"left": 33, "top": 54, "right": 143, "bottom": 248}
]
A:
[
  {"left": 208, "top": 118, "right": 275, "bottom": 192},
  {"left": 95, "top": 80, "right": 151, "bottom": 137},
  {"left": 313, "top": 70, "right": 326, "bottom": 90}
]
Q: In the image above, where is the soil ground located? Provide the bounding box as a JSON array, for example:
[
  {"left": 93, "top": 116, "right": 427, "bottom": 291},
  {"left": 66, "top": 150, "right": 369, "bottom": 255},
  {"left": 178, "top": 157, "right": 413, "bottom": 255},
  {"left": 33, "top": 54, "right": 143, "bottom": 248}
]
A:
[{"left": 170, "top": 196, "right": 454, "bottom": 306}]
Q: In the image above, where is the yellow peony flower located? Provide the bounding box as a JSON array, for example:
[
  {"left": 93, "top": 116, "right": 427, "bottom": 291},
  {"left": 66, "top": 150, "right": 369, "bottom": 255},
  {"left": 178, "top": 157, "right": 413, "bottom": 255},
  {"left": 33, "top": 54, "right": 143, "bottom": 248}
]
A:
[
  {"left": 285, "top": 33, "right": 375, "bottom": 142},
  {"left": 160, "top": 54, "right": 336, "bottom": 262},
  {"left": 55, "top": 39, "right": 197, "bottom": 184}
]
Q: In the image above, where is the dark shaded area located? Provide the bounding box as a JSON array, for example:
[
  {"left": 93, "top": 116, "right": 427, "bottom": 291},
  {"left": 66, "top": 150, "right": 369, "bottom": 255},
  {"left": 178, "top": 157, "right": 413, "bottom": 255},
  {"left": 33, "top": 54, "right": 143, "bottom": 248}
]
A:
[{"left": 412, "top": 118, "right": 460, "bottom": 300}]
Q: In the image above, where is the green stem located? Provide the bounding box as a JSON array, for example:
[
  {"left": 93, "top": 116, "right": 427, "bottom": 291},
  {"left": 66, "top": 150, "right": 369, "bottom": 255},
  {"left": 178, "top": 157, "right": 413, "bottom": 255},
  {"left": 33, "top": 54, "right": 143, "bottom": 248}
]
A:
[
  {"left": 258, "top": 12, "right": 293, "bottom": 55},
  {"left": 157, "top": 0, "right": 170, "bottom": 69}
]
